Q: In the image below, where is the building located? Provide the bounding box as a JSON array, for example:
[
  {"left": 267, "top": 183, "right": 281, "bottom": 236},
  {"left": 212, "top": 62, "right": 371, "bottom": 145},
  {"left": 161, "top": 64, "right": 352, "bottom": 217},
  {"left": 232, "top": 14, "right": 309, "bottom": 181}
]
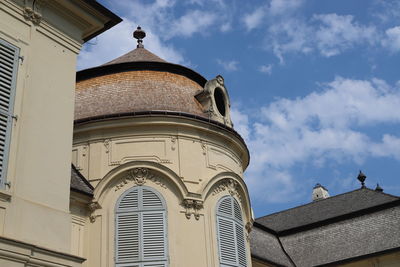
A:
[
  {"left": 251, "top": 182, "right": 400, "bottom": 267},
  {"left": 0, "top": 0, "right": 120, "bottom": 266},
  {"left": 1, "top": 1, "right": 400, "bottom": 267}
]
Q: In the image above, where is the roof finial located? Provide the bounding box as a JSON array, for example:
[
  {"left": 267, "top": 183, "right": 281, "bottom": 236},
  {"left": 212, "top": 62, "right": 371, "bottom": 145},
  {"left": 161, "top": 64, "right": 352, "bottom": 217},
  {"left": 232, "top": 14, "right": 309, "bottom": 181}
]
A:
[
  {"left": 357, "top": 170, "right": 367, "bottom": 189},
  {"left": 375, "top": 183, "right": 383, "bottom": 192},
  {"left": 133, "top": 26, "right": 146, "bottom": 48}
]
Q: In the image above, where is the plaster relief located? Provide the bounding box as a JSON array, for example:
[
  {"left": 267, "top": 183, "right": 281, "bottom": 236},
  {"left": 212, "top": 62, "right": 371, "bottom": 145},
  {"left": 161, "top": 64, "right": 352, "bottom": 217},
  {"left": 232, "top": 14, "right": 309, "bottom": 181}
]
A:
[
  {"left": 72, "top": 145, "right": 88, "bottom": 171},
  {"left": 207, "top": 146, "right": 240, "bottom": 172},
  {"left": 88, "top": 201, "right": 101, "bottom": 223},
  {"left": 106, "top": 138, "right": 172, "bottom": 166},
  {"left": 182, "top": 199, "right": 204, "bottom": 220},
  {"left": 115, "top": 168, "right": 167, "bottom": 191},
  {"left": 212, "top": 178, "right": 243, "bottom": 204},
  {"left": 23, "top": 0, "right": 43, "bottom": 25}
]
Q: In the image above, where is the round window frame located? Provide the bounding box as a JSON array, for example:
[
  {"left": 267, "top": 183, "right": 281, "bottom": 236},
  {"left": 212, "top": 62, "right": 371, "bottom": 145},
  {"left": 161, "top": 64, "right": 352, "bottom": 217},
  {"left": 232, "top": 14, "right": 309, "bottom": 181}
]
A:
[{"left": 213, "top": 87, "right": 227, "bottom": 117}]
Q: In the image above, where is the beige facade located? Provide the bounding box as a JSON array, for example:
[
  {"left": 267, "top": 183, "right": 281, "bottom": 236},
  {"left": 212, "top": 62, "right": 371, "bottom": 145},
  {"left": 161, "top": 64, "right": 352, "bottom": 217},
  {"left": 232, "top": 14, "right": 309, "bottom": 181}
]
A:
[
  {"left": 0, "top": 0, "right": 119, "bottom": 266},
  {"left": 71, "top": 102, "right": 252, "bottom": 267}
]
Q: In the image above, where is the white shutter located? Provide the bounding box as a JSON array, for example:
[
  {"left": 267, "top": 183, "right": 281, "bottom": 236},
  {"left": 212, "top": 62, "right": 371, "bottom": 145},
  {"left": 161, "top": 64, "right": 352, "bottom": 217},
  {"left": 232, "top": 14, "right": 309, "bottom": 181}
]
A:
[
  {"left": 142, "top": 188, "right": 163, "bottom": 209},
  {"left": 116, "top": 186, "right": 168, "bottom": 267},
  {"left": 116, "top": 213, "right": 140, "bottom": 263},
  {"left": 217, "top": 217, "right": 237, "bottom": 265},
  {"left": 218, "top": 197, "right": 233, "bottom": 217},
  {"left": 233, "top": 200, "right": 243, "bottom": 222},
  {"left": 142, "top": 211, "right": 166, "bottom": 261},
  {"left": 119, "top": 189, "right": 139, "bottom": 210},
  {"left": 236, "top": 224, "right": 247, "bottom": 267},
  {"left": 0, "top": 39, "right": 19, "bottom": 187},
  {"left": 216, "top": 196, "right": 248, "bottom": 267}
]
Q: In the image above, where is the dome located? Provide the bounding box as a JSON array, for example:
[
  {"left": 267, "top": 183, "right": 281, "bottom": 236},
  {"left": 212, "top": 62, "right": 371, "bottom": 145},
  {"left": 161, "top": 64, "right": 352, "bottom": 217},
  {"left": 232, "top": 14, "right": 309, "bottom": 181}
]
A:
[{"left": 75, "top": 46, "right": 208, "bottom": 121}]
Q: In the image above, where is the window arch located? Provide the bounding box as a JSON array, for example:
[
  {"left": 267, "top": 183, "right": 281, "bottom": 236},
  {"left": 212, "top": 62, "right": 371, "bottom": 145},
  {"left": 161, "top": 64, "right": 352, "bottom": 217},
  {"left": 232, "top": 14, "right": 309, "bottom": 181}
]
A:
[
  {"left": 216, "top": 196, "right": 247, "bottom": 267},
  {"left": 115, "top": 186, "right": 168, "bottom": 267}
]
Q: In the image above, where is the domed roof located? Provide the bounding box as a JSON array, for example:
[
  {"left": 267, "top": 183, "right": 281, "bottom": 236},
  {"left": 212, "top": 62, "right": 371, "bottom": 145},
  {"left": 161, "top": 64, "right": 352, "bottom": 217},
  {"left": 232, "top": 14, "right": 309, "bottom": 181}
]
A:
[
  {"left": 102, "top": 47, "right": 166, "bottom": 65},
  {"left": 75, "top": 35, "right": 208, "bottom": 122}
]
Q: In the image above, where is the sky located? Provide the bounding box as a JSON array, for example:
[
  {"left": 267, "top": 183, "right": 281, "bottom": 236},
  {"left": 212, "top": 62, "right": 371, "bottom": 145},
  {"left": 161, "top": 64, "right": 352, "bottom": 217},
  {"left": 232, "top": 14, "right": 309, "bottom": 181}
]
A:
[{"left": 78, "top": 0, "right": 400, "bottom": 217}]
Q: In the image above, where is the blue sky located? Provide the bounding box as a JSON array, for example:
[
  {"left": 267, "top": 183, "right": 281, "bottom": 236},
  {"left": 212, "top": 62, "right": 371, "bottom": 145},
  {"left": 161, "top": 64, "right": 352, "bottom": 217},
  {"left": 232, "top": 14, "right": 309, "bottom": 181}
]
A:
[{"left": 78, "top": 0, "right": 400, "bottom": 217}]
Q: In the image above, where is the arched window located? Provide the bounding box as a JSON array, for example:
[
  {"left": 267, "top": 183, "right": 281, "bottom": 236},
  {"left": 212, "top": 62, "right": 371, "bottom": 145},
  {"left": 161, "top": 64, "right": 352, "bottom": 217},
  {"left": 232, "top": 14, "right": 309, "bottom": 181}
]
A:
[
  {"left": 115, "top": 186, "right": 168, "bottom": 267},
  {"left": 216, "top": 196, "right": 247, "bottom": 267}
]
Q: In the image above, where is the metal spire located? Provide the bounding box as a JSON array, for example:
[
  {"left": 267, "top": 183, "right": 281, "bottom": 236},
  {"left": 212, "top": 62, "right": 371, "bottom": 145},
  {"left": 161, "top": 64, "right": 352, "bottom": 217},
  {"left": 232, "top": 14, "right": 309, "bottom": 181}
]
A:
[{"left": 133, "top": 26, "right": 146, "bottom": 48}]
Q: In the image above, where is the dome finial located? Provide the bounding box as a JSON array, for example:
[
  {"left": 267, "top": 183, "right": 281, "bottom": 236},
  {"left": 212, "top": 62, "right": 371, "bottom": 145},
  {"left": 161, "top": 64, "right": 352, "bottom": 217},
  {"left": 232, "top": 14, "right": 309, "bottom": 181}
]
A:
[
  {"left": 357, "top": 170, "right": 367, "bottom": 188},
  {"left": 133, "top": 26, "right": 146, "bottom": 48}
]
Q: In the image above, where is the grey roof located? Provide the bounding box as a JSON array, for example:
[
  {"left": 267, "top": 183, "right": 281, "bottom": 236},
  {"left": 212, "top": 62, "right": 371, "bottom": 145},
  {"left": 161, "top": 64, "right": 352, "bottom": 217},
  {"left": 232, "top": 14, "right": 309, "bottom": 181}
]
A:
[
  {"left": 250, "top": 227, "right": 294, "bottom": 267},
  {"left": 280, "top": 205, "right": 400, "bottom": 267},
  {"left": 102, "top": 47, "right": 167, "bottom": 66},
  {"left": 256, "top": 188, "right": 399, "bottom": 233},
  {"left": 251, "top": 187, "right": 400, "bottom": 266},
  {"left": 71, "top": 164, "right": 93, "bottom": 196}
]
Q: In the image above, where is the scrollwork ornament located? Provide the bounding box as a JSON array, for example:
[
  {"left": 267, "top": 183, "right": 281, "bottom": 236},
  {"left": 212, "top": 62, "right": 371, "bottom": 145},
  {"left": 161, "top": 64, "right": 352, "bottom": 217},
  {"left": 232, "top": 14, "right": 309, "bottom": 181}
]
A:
[
  {"left": 115, "top": 168, "right": 167, "bottom": 191},
  {"left": 245, "top": 221, "right": 253, "bottom": 241},
  {"left": 182, "top": 199, "right": 203, "bottom": 220},
  {"left": 127, "top": 168, "right": 149, "bottom": 186},
  {"left": 212, "top": 178, "right": 243, "bottom": 204},
  {"left": 103, "top": 139, "right": 111, "bottom": 153},
  {"left": 171, "top": 137, "right": 177, "bottom": 151},
  {"left": 88, "top": 201, "right": 101, "bottom": 223}
]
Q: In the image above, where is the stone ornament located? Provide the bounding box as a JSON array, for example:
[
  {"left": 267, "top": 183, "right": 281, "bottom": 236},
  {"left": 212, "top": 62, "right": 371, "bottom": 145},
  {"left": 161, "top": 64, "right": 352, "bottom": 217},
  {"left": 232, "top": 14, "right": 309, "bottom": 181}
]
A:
[
  {"left": 23, "top": 0, "right": 43, "bottom": 25},
  {"left": 88, "top": 201, "right": 101, "bottom": 223},
  {"left": 212, "top": 178, "right": 243, "bottom": 204},
  {"left": 245, "top": 221, "right": 253, "bottom": 241},
  {"left": 115, "top": 168, "right": 167, "bottom": 191},
  {"left": 182, "top": 199, "right": 204, "bottom": 220},
  {"left": 194, "top": 75, "right": 233, "bottom": 127}
]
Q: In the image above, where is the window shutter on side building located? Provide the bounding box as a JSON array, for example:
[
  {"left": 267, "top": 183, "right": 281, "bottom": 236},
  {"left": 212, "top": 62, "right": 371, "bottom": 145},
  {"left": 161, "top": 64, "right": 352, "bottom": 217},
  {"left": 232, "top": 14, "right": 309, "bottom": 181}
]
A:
[{"left": 0, "top": 39, "right": 19, "bottom": 187}]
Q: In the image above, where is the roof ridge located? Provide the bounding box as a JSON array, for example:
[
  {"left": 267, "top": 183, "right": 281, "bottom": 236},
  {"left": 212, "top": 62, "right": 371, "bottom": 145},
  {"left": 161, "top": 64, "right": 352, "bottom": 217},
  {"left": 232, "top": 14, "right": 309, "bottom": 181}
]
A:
[{"left": 256, "top": 187, "right": 399, "bottom": 220}]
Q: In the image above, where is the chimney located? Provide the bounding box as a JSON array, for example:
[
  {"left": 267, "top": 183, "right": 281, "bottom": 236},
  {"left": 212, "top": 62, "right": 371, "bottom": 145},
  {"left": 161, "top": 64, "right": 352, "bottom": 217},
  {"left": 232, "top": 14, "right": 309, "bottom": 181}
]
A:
[{"left": 312, "top": 183, "right": 329, "bottom": 201}]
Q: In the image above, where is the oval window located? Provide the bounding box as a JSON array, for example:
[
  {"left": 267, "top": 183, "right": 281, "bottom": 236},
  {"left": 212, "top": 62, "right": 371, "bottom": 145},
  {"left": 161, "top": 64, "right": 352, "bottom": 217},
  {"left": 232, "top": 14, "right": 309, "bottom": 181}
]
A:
[{"left": 214, "top": 87, "right": 226, "bottom": 116}]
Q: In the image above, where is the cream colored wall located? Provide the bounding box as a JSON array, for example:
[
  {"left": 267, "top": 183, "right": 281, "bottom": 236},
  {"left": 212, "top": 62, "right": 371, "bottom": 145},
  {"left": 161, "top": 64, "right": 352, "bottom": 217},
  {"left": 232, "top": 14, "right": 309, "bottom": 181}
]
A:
[
  {"left": 251, "top": 258, "right": 275, "bottom": 267},
  {"left": 0, "top": 0, "right": 116, "bottom": 265},
  {"left": 72, "top": 116, "right": 252, "bottom": 267},
  {"left": 338, "top": 251, "right": 400, "bottom": 267}
]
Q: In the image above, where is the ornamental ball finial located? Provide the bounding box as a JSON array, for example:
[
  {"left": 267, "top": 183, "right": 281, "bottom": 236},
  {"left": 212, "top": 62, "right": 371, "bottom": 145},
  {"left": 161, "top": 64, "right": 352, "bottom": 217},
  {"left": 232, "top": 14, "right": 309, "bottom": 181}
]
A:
[
  {"left": 357, "top": 170, "right": 367, "bottom": 188},
  {"left": 133, "top": 26, "right": 146, "bottom": 48}
]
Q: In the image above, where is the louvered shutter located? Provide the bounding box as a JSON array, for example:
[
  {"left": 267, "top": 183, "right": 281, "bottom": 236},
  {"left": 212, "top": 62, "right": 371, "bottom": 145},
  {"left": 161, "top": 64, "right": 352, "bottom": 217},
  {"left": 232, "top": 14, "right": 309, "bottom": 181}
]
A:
[
  {"left": 116, "top": 186, "right": 168, "bottom": 267},
  {"left": 216, "top": 196, "right": 248, "bottom": 267},
  {"left": 0, "top": 39, "right": 19, "bottom": 187}
]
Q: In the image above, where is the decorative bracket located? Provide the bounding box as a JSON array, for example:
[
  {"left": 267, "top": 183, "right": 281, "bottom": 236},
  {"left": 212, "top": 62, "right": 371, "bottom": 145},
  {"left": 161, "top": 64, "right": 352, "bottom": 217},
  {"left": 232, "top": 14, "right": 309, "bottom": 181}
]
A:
[
  {"left": 182, "top": 199, "right": 204, "bottom": 220},
  {"left": 88, "top": 201, "right": 101, "bottom": 223},
  {"left": 23, "top": 0, "right": 43, "bottom": 25},
  {"left": 245, "top": 221, "right": 253, "bottom": 241}
]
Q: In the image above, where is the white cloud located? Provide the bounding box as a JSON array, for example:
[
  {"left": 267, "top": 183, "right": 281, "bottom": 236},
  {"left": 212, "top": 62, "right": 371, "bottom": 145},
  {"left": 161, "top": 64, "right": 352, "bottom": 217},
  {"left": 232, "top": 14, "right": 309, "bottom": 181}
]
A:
[
  {"left": 170, "top": 10, "right": 217, "bottom": 38},
  {"left": 217, "top": 59, "right": 239, "bottom": 71},
  {"left": 235, "top": 77, "right": 400, "bottom": 203},
  {"left": 259, "top": 64, "right": 272, "bottom": 75},
  {"left": 243, "top": 8, "right": 265, "bottom": 31},
  {"left": 77, "top": 19, "right": 184, "bottom": 70},
  {"left": 269, "top": 0, "right": 304, "bottom": 16},
  {"left": 313, "top": 14, "right": 378, "bottom": 57},
  {"left": 265, "top": 13, "right": 379, "bottom": 62},
  {"left": 382, "top": 26, "right": 400, "bottom": 52}
]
